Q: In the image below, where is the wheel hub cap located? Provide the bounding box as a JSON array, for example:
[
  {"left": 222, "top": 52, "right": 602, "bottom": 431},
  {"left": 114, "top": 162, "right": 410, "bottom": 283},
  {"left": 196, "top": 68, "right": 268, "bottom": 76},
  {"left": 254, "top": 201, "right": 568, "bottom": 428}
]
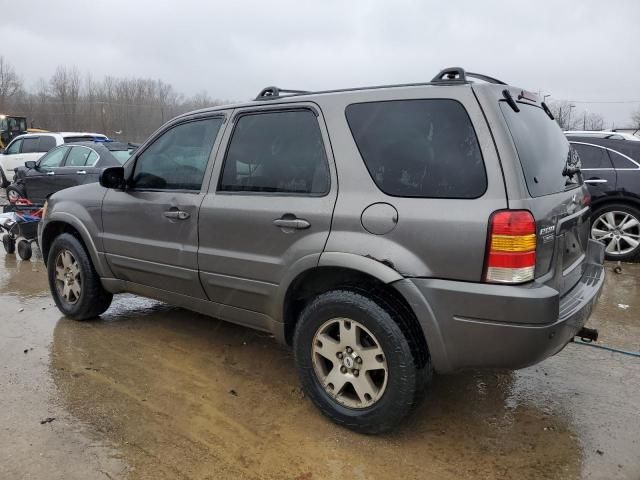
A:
[
  {"left": 311, "top": 317, "right": 388, "bottom": 409},
  {"left": 54, "top": 250, "right": 82, "bottom": 304},
  {"left": 591, "top": 210, "right": 640, "bottom": 256}
]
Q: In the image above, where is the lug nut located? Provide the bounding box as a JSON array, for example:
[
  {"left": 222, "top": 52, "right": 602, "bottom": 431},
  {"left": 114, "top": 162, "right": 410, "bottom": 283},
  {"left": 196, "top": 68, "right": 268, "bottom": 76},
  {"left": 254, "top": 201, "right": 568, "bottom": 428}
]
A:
[
  {"left": 353, "top": 369, "right": 359, "bottom": 377},
  {"left": 337, "top": 352, "right": 343, "bottom": 359},
  {"left": 356, "top": 357, "right": 362, "bottom": 364},
  {"left": 346, "top": 347, "right": 353, "bottom": 354},
  {"left": 340, "top": 366, "right": 347, "bottom": 374}
]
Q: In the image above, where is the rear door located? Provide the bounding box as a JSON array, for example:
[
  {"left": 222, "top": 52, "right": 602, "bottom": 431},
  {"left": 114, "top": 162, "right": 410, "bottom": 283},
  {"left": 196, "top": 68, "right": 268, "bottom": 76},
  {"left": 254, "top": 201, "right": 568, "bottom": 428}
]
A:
[
  {"left": 102, "top": 115, "right": 225, "bottom": 297},
  {"left": 499, "top": 99, "right": 590, "bottom": 295},
  {"left": 62, "top": 145, "right": 101, "bottom": 189},
  {"left": 570, "top": 142, "right": 617, "bottom": 201},
  {"left": 197, "top": 105, "right": 337, "bottom": 318}
]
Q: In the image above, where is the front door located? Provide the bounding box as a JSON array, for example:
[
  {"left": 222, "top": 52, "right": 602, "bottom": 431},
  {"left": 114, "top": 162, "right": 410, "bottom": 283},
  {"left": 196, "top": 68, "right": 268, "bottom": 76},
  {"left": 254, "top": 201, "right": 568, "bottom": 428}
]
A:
[
  {"left": 27, "top": 146, "right": 70, "bottom": 203},
  {"left": 571, "top": 142, "right": 617, "bottom": 200},
  {"left": 198, "top": 106, "right": 337, "bottom": 317},
  {"left": 101, "top": 115, "right": 226, "bottom": 298}
]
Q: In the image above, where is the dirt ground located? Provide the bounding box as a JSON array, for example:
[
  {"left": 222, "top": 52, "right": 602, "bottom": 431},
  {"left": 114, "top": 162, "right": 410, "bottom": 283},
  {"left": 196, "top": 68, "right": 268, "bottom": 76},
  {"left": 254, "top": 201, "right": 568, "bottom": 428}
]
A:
[{"left": 0, "top": 242, "right": 638, "bottom": 479}]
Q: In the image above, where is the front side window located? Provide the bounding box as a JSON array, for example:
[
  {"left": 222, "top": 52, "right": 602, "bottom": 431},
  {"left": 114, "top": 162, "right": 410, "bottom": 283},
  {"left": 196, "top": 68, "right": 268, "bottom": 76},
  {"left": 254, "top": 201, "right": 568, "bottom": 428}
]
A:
[
  {"left": 6, "top": 139, "right": 22, "bottom": 154},
  {"left": 21, "top": 137, "right": 41, "bottom": 154},
  {"left": 40, "top": 147, "right": 69, "bottom": 168},
  {"left": 133, "top": 117, "right": 223, "bottom": 190},
  {"left": 65, "top": 146, "right": 97, "bottom": 167},
  {"left": 219, "top": 110, "right": 329, "bottom": 194},
  {"left": 571, "top": 144, "right": 612, "bottom": 169},
  {"left": 346, "top": 99, "right": 486, "bottom": 198}
]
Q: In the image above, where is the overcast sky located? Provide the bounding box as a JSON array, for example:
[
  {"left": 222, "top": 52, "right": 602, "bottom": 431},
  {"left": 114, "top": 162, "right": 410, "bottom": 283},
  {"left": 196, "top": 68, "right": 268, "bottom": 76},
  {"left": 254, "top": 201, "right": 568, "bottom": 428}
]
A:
[{"left": 1, "top": 0, "right": 639, "bottom": 126}]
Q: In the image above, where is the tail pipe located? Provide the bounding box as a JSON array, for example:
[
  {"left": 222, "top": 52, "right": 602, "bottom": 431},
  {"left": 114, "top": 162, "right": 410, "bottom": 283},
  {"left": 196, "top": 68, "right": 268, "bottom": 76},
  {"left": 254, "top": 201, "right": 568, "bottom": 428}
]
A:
[{"left": 575, "top": 326, "right": 599, "bottom": 343}]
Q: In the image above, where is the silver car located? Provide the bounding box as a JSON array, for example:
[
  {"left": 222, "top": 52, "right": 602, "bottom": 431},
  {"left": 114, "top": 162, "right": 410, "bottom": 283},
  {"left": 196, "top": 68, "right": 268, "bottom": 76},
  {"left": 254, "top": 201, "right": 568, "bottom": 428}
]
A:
[{"left": 38, "top": 67, "right": 604, "bottom": 433}]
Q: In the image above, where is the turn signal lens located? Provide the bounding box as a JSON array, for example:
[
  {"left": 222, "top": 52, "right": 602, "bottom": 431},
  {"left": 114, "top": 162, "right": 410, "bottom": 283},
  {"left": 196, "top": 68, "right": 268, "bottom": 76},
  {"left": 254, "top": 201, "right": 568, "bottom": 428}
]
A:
[{"left": 484, "top": 210, "right": 536, "bottom": 284}]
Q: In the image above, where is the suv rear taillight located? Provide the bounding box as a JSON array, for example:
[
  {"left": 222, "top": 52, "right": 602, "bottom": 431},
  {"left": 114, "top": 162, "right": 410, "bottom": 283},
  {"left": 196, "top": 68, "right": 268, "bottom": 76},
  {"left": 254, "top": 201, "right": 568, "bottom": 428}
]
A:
[{"left": 484, "top": 210, "right": 536, "bottom": 284}]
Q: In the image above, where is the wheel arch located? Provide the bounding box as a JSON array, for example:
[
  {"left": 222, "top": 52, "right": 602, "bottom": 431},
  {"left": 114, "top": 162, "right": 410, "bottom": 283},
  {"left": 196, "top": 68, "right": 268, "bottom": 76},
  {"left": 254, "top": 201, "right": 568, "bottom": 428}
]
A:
[{"left": 281, "top": 264, "right": 431, "bottom": 370}]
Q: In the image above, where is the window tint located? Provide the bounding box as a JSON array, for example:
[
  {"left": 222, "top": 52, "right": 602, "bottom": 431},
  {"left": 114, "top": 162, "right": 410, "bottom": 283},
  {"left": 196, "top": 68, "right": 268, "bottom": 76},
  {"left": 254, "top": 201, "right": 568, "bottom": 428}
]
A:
[
  {"left": 65, "top": 147, "right": 95, "bottom": 167},
  {"left": 500, "top": 103, "right": 575, "bottom": 197},
  {"left": 133, "top": 117, "right": 223, "bottom": 190},
  {"left": 6, "top": 139, "right": 22, "bottom": 154},
  {"left": 219, "top": 110, "right": 329, "bottom": 194},
  {"left": 571, "top": 144, "right": 612, "bottom": 169},
  {"left": 86, "top": 150, "right": 99, "bottom": 166},
  {"left": 63, "top": 135, "right": 106, "bottom": 143},
  {"left": 40, "top": 147, "right": 68, "bottom": 168},
  {"left": 21, "top": 137, "right": 41, "bottom": 153},
  {"left": 39, "top": 136, "right": 56, "bottom": 152},
  {"left": 608, "top": 150, "right": 639, "bottom": 169},
  {"left": 345, "top": 99, "right": 486, "bottom": 198}
]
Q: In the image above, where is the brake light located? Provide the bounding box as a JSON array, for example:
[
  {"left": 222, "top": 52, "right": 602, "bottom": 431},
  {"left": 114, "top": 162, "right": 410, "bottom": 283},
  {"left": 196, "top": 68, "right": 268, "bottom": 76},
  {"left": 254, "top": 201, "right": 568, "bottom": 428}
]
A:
[{"left": 484, "top": 210, "right": 536, "bottom": 284}]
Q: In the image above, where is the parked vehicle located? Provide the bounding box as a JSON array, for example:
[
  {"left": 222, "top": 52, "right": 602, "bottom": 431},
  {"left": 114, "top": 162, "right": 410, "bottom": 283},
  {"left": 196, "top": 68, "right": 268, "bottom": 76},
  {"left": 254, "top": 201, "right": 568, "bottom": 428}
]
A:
[
  {"left": 565, "top": 130, "right": 640, "bottom": 142},
  {"left": 39, "top": 67, "right": 605, "bottom": 433},
  {"left": 7, "top": 141, "right": 134, "bottom": 204},
  {"left": 0, "top": 132, "right": 109, "bottom": 187},
  {"left": 568, "top": 136, "right": 640, "bottom": 261}
]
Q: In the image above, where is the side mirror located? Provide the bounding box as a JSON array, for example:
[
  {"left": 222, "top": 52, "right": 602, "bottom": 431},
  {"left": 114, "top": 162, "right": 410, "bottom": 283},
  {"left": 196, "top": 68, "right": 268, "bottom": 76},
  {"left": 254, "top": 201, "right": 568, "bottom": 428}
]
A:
[
  {"left": 100, "top": 166, "right": 126, "bottom": 189},
  {"left": 24, "top": 160, "right": 37, "bottom": 169}
]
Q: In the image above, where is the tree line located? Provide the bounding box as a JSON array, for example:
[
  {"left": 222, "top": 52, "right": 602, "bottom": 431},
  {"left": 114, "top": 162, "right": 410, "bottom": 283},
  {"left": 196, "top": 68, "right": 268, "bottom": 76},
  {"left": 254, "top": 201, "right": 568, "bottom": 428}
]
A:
[
  {"left": 0, "top": 56, "right": 226, "bottom": 143},
  {"left": 1, "top": 56, "right": 639, "bottom": 142}
]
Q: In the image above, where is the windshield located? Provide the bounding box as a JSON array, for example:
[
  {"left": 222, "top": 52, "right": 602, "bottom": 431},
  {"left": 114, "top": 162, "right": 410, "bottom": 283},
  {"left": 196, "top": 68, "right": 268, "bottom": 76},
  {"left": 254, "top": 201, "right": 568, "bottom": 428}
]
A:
[
  {"left": 500, "top": 102, "right": 578, "bottom": 197},
  {"left": 111, "top": 149, "right": 134, "bottom": 164}
]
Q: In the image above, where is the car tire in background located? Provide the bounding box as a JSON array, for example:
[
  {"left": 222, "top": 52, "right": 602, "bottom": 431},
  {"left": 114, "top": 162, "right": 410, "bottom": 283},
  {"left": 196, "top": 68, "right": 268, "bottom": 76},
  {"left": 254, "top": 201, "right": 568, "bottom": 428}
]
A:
[
  {"left": 6, "top": 184, "right": 25, "bottom": 203},
  {"left": 293, "top": 289, "right": 430, "bottom": 434},
  {"left": 0, "top": 167, "right": 9, "bottom": 188},
  {"left": 591, "top": 203, "right": 640, "bottom": 262},
  {"left": 47, "top": 233, "right": 113, "bottom": 320}
]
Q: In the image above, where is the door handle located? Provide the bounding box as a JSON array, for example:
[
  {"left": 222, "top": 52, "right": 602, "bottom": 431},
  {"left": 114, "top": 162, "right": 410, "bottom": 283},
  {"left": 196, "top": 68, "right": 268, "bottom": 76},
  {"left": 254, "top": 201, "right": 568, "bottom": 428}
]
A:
[
  {"left": 584, "top": 178, "right": 607, "bottom": 184},
  {"left": 273, "top": 217, "right": 311, "bottom": 230},
  {"left": 164, "top": 210, "right": 190, "bottom": 220},
  {"left": 46, "top": 171, "right": 55, "bottom": 176},
  {"left": 76, "top": 170, "right": 87, "bottom": 175}
]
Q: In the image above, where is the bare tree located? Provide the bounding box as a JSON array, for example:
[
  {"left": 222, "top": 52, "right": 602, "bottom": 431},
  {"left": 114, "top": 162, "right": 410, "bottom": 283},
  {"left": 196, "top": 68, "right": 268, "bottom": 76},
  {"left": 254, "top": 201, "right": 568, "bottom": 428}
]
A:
[
  {"left": 0, "top": 56, "right": 23, "bottom": 110},
  {"left": 548, "top": 100, "right": 606, "bottom": 131}
]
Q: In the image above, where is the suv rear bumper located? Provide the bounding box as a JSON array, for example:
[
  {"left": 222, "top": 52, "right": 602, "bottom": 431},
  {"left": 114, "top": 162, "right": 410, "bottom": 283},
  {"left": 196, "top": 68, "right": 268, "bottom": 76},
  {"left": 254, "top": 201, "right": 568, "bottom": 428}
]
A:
[{"left": 395, "top": 240, "right": 605, "bottom": 373}]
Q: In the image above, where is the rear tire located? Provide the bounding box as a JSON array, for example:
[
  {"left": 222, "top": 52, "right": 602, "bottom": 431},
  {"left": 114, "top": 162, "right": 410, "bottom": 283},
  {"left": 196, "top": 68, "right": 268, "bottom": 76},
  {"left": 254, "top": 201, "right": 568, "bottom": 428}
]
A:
[
  {"left": 591, "top": 203, "right": 640, "bottom": 262},
  {"left": 2, "top": 234, "right": 15, "bottom": 254},
  {"left": 47, "top": 233, "right": 113, "bottom": 320},
  {"left": 293, "top": 289, "right": 424, "bottom": 434},
  {"left": 17, "top": 240, "right": 32, "bottom": 261},
  {"left": 6, "top": 184, "right": 25, "bottom": 203}
]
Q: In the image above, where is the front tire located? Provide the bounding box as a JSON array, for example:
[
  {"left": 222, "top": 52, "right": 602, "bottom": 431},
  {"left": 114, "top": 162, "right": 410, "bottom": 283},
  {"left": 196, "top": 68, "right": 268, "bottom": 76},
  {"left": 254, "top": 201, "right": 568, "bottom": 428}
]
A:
[
  {"left": 47, "top": 233, "right": 113, "bottom": 320},
  {"left": 591, "top": 203, "right": 640, "bottom": 262},
  {"left": 293, "top": 290, "right": 422, "bottom": 434},
  {"left": 6, "top": 184, "right": 25, "bottom": 203}
]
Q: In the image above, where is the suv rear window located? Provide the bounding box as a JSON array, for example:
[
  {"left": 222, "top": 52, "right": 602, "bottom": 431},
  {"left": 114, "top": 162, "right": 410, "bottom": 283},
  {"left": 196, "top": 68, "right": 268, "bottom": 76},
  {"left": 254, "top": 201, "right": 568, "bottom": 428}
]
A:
[
  {"left": 63, "top": 135, "right": 104, "bottom": 143},
  {"left": 500, "top": 103, "right": 575, "bottom": 197},
  {"left": 345, "top": 99, "right": 486, "bottom": 198}
]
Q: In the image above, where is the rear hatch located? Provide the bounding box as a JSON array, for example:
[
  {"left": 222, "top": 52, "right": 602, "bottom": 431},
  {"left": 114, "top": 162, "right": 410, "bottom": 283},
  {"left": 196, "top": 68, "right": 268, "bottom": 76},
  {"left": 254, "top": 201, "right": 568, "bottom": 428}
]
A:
[{"left": 499, "top": 95, "right": 590, "bottom": 295}]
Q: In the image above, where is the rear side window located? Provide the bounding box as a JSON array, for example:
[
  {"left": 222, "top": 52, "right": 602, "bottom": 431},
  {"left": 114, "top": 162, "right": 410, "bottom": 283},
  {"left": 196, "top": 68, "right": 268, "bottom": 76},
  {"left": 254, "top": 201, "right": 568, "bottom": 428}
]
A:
[
  {"left": 21, "top": 137, "right": 41, "bottom": 153},
  {"left": 65, "top": 147, "right": 96, "bottom": 167},
  {"left": 500, "top": 103, "right": 575, "bottom": 197},
  {"left": 571, "top": 144, "right": 612, "bottom": 169},
  {"left": 39, "top": 136, "right": 56, "bottom": 152},
  {"left": 219, "top": 110, "right": 329, "bottom": 194},
  {"left": 345, "top": 99, "right": 486, "bottom": 198},
  {"left": 608, "top": 150, "right": 640, "bottom": 169}
]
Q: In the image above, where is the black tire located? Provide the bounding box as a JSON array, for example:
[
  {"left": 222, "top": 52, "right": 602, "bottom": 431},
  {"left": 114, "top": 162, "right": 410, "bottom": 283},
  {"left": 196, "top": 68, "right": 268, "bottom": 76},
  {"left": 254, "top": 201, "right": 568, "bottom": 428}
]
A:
[
  {"left": 6, "top": 184, "right": 25, "bottom": 203},
  {"left": 47, "top": 233, "right": 113, "bottom": 320},
  {"left": 293, "top": 289, "right": 425, "bottom": 434},
  {"left": 2, "top": 234, "right": 15, "bottom": 254},
  {"left": 591, "top": 203, "right": 640, "bottom": 262},
  {"left": 0, "top": 167, "right": 9, "bottom": 188},
  {"left": 17, "top": 240, "right": 32, "bottom": 261}
]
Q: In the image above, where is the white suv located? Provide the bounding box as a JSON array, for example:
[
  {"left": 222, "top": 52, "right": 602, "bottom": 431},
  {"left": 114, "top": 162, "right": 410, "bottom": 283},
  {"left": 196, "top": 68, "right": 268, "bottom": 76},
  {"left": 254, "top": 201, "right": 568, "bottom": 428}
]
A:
[{"left": 0, "top": 132, "right": 108, "bottom": 187}]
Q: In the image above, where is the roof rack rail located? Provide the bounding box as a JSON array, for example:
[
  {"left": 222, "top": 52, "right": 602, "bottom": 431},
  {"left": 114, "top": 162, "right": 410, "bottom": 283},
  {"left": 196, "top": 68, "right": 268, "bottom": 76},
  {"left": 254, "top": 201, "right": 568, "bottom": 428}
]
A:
[
  {"left": 431, "top": 67, "right": 507, "bottom": 85},
  {"left": 255, "top": 86, "right": 310, "bottom": 100}
]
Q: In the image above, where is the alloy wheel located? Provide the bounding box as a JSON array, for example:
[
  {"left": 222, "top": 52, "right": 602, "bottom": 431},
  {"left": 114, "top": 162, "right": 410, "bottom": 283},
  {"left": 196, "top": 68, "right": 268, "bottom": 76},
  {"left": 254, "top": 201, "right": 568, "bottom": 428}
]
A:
[
  {"left": 54, "top": 249, "right": 82, "bottom": 304},
  {"left": 311, "top": 317, "right": 388, "bottom": 409},
  {"left": 591, "top": 210, "right": 640, "bottom": 256},
  {"left": 7, "top": 189, "right": 22, "bottom": 203}
]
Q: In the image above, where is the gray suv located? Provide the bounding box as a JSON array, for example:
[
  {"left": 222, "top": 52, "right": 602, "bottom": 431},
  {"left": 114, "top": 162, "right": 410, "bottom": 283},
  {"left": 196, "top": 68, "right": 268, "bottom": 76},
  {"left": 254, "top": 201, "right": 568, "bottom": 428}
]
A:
[{"left": 38, "top": 67, "right": 605, "bottom": 433}]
